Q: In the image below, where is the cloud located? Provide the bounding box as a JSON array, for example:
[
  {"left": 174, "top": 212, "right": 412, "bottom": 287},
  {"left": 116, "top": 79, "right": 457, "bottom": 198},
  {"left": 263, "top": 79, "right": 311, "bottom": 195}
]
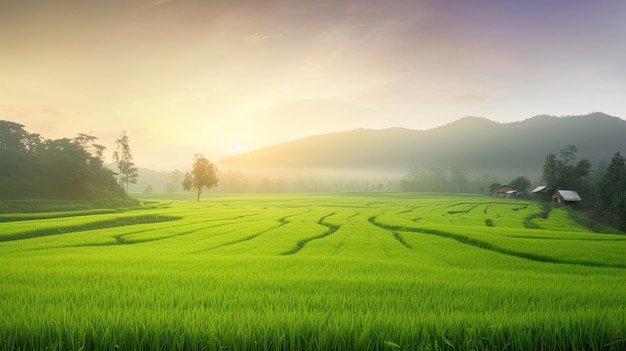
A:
[
  {"left": 241, "top": 32, "right": 284, "bottom": 46},
  {"left": 2, "top": 0, "right": 626, "bottom": 171},
  {"left": 251, "top": 98, "right": 387, "bottom": 140},
  {"left": 149, "top": 0, "right": 175, "bottom": 7}
]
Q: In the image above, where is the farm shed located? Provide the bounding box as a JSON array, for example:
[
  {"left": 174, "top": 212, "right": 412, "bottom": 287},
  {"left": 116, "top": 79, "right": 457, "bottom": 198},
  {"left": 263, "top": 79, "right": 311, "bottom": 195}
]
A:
[
  {"left": 532, "top": 185, "right": 552, "bottom": 200},
  {"left": 532, "top": 185, "right": 550, "bottom": 194},
  {"left": 491, "top": 186, "right": 514, "bottom": 197},
  {"left": 505, "top": 190, "right": 527, "bottom": 199},
  {"left": 552, "top": 190, "right": 582, "bottom": 205}
]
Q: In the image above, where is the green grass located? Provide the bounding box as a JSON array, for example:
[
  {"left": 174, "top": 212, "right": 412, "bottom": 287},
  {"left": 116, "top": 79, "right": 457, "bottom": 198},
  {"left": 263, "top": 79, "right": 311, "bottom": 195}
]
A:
[
  {"left": 1, "top": 193, "right": 625, "bottom": 350},
  {"left": 0, "top": 209, "right": 119, "bottom": 222}
]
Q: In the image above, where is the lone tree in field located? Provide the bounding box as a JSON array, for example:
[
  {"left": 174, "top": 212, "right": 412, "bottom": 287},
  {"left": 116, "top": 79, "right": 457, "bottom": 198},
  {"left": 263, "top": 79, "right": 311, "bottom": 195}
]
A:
[
  {"left": 183, "top": 153, "right": 219, "bottom": 202},
  {"left": 112, "top": 131, "right": 138, "bottom": 193}
]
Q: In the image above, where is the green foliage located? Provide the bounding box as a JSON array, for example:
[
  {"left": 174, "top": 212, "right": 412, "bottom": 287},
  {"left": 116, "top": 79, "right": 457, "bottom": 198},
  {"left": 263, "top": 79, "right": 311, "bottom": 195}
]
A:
[
  {"left": 542, "top": 145, "right": 591, "bottom": 191},
  {"left": 488, "top": 182, "right": 501, "bottom": 192},
  {"left": 0, "top": 199, "right": 94, "bottom": 213},
  {"left": 565, "top": 206, "right": 624, "bottom": 234},
  {"left": 0, "top": 120, "right": 130, "bottom": 202},
  {"left": 598, "top": 152, "right": 626, "bottom": 230},
  {"left": 0, "top": 214, "right": 180, "bottom": 242},
  {"left": 1, "top": 194, "right": 625, "bottom": 350},
  {"left": 540, "top": 147, "right": 626, "bottom": 233},
  {"left": 508, "top": 176, "right": 530, "bottom": 192},
  {"left": 112, "top": 131, "right": 139, "bottom": 193},
  {"left": 182, "top": 153, "right": 219, "bottom": 202},
  {"left": 0, "top": 208, "right": 116, "bottom": 222}
]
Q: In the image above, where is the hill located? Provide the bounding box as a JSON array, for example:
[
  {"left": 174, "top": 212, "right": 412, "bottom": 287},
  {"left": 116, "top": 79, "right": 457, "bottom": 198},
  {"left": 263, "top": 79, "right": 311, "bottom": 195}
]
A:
[
  {"left": 219, "top": 113, "right": 626, "bottom": 177},
  {"left": 0, "top": 120, "right": 137, "bottom": 208}
]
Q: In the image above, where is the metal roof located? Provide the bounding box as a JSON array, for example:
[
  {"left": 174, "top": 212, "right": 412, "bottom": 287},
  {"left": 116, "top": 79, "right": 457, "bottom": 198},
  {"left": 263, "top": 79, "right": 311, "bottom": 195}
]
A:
[
  {"left": 532, "top": 185, "right": 548, "bottom": 193},
  {"left": 555, "top": 190, "right": 582, "bottom": 202}
]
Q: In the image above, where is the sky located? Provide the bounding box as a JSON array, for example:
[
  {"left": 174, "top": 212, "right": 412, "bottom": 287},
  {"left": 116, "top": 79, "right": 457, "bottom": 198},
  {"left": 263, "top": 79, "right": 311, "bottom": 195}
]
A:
[{"left": 1, "top": 0, "right": 625, "bottom": 170}]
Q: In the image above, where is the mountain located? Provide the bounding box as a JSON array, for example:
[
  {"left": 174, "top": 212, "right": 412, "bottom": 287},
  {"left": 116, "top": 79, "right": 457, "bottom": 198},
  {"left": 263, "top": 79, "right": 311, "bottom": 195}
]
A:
[{"left": 219, "top": 113, "right": 626, "bottom": 178}]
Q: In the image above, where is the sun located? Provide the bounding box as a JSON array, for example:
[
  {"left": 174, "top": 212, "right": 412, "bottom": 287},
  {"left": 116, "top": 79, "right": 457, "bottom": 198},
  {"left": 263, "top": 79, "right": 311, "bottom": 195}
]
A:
[{"left": 235, "top": 143, "right": 243, "bottom": 153}]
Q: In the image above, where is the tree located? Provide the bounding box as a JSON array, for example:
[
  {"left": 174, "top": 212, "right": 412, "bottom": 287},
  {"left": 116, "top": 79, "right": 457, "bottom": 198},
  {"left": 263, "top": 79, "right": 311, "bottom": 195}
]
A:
[
  {"left": 488, "top": 182, "right": 501, "bottom": 192},
  {"left": 598, "top": 152, "right": 626, "bottom": 229},
  {"left": 559, "top": 144, "right": 578, "bottom": 166},
  {"left": 542, "top": 145, "right": 591, "bottom": 190},
  {"left": 74, "top": 133, "right": 105, "bottom": 162},
  {"left": 0, "top": 120, "right": 41, "bottom": 154},
  {"left": 183, "top": 153, "right": 218, "bottom": 202},
  {"left": 0, "top": 120, "right": 131, "bottom": 202},
  {"left": 0, "top": 120, "right": 41, "bottom": 177},
  {"left": 509, "top": 176, "right": 530, "bottom": 193},
  {"left": 542, "top": 153, "right": 559, "bottom": 188},
  {"left": 112, "top": 131, "right": 138, "bottom": 194}
]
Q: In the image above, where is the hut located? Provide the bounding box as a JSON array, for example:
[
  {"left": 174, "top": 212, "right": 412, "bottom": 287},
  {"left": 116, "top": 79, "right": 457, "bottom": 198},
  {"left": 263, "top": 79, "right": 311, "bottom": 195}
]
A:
[
  {"left": 552, "top": 190, "right": 582, "bottom": 205},
  {"left": 491, "top": 186, "right": 514, "bottom": 197},
  {"left": 532, "top": 185, "right": 552, "bottom": 200},
  {"left": 506, "top": 189, "right": 527, "bottom": 199}
]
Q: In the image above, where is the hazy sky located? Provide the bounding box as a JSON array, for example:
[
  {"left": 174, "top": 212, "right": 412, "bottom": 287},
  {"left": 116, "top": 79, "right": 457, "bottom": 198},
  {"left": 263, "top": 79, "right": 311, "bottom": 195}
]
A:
[{"left": 1, "top": 0, "right": 625, "bottom": 170}]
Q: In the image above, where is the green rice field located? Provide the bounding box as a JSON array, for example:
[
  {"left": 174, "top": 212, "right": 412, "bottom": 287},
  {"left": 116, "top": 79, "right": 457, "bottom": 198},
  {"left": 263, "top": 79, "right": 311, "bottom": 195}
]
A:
[{"left": 1, "top": 193, "right": 625, "bottom": 350}]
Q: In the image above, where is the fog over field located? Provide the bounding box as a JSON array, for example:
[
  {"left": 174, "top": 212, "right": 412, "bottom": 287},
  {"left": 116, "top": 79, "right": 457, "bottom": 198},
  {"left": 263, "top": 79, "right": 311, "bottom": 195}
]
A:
[{"left": 119, "top": 113, "right": 626, "bottom": 194}]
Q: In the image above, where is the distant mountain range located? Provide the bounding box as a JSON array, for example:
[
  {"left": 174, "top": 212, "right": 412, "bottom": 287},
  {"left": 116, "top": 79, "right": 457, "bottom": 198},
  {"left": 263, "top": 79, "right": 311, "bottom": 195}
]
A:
[
  {"left": 127, "top": 113, "right": 626, "bottom": 192},
  {"left": 219, "top": 113, "right": 626, "bottom": 177}
]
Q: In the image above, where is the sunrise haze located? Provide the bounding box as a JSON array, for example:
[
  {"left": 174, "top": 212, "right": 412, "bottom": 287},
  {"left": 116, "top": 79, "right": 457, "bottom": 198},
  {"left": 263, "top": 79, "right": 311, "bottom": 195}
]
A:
[{"left": 1, "top": 0, "right": 625, "bottom": 170}]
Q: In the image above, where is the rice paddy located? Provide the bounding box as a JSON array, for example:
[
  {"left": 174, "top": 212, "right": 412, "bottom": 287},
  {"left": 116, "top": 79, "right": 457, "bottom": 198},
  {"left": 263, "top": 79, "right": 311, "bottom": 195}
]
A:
[{"left": 1, "top": 193, "right": 625, "bottom": 350}]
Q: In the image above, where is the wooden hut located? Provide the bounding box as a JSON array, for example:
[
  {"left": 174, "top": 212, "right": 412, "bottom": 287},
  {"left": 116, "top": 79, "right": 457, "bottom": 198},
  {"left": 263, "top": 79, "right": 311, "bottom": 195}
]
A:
[{"left": 552, "top": 190, "right": 582, "bottom": 205}]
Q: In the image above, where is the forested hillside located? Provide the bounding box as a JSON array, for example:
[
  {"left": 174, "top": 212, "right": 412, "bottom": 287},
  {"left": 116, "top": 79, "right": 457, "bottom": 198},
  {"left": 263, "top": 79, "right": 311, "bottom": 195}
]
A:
[
  {"left": 0, "top": 120, "right": 137, "bottom": 208},
  {"left": 220, "top": 113, "right": 626, "bottom": 176}
]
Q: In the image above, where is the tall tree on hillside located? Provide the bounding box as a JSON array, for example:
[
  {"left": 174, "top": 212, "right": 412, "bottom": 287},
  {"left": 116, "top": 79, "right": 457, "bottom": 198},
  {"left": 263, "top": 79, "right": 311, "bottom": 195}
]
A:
[
  {"left": 74, "top": 133, "right": 106, "bottom": 162},
  {"left": 112, "top": 131, "right": 138, "bottom": 193},
  {"left": 183, "top": 153, "right": 219, "bottom": 202},
  {"left": 542, "top": 154, "right": 560, "bottom": 188},
  {"left": 598, "top": 152, "right": 626, "bottom": 229},
  {"left": 0, "top": 120, "right": 41, "bottom": 153},
  {"left": 0, "top": 120, "right": 129, "bottom": 201},
  {"left": 542, "top": 145, "right": 591, "bottom": 191},
  {"left": 0, "top": 120, "right": 41, "bottom": 176},
  {"left": 42, "top": 138, "right": 97, "bottom": 198}
]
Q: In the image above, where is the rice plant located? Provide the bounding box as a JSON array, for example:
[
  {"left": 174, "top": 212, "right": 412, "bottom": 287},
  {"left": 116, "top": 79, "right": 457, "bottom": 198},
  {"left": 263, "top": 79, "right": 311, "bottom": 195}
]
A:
[{"left": 1, "top": 193, "right": 624, "bottom": 350}]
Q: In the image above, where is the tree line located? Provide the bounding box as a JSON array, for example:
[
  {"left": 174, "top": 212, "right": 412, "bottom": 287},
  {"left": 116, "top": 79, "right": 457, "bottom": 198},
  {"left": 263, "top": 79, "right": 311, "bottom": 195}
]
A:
[
  {"left": 3, "top": 119, "right": 624, "bottom": 230},
  {"left": 400, "top": 168, "right": 504, "bottom": 194},
  {"left": 399, "top": 144, "right": 626, "bottom": 231},
  {"left": 541, "top": 145, "right": 626, "bottom": 231},
  {"left": 0, "top": 120, "right": 137, "bottom": 206}
]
